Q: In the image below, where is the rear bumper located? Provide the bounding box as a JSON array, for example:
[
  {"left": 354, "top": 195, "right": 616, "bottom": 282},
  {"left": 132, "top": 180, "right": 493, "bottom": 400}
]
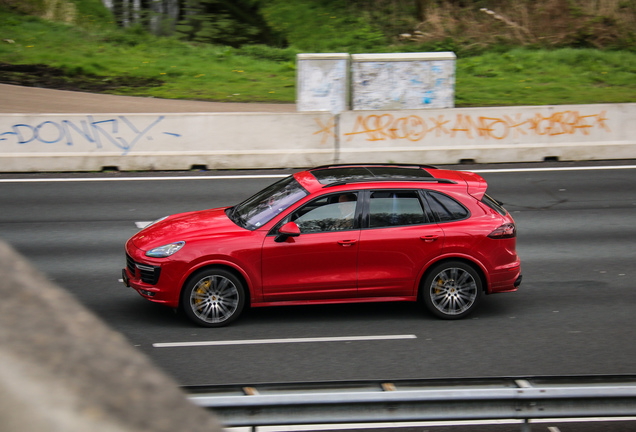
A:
[{"left": 489, "top": 262, "right": 522, "bottom": 294}]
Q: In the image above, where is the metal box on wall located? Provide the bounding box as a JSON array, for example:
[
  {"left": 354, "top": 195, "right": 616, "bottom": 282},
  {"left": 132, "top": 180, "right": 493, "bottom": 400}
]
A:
[
  {"left": 297, "top": 53, "right": 350, "bottom": 114},
  {"left": 351, "top": 52, "right": 456, "bottom": 110}
]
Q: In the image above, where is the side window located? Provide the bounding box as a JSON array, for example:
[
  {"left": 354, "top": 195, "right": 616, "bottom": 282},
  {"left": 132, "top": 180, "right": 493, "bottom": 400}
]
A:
[
  {"left": 368, "top": 191, "right": 426, "bottom": 228},
  {"left": 426, "top": 191, "right": 469, "bottom": 222},
  {"left": 292, "top": 192, "right": 358, "bottom": 233}
]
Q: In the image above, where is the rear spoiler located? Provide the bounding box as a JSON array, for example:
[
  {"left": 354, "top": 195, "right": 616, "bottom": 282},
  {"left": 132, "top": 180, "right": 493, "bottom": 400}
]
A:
[{"left": 458, "top": 171, "right": 487, "bottom": 200}]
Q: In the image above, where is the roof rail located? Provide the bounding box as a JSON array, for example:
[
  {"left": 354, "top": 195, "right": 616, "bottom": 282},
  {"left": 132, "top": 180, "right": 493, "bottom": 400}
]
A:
[
  {"left": 311, "top": 163, "right": 438, "bottom": 170},
  {"left": 323, "top": 178, "right": 457, "bottom": 188}
]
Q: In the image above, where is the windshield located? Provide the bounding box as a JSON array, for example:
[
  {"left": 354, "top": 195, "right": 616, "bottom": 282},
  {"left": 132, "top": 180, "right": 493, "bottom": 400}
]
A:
[{"left": 229, "top": 176, "right": 308, "bottom": 230}]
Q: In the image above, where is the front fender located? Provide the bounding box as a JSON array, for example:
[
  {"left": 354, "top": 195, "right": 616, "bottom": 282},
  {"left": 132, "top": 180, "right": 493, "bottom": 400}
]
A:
[{"left": 177, "top": 257, "right": 261, "bottom": 304}]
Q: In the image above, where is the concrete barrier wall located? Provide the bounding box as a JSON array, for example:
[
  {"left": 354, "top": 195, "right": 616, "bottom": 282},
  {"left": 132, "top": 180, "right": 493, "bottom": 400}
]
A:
[
  {"left": 0, "top": 112, "right": 336, "bottom": 171},
  {"left": 338, "top": 103, "right": 636, "bottom": 164},
  {"left": 0, "top": 103, "right": 634, "bottom": 172}
]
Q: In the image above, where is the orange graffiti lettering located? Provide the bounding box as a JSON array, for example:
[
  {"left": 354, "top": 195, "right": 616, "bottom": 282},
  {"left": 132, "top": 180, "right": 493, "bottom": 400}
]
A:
[
  {"left": 595, "top": 111, "right": 610, "bottom": 131},
  {"left": 503, "top": 114, "right": 529, "bottom": 137},
  {"left": 313, "top": 117, "right": 336, "bottom": 145},
  {"left": 391, "top": 115, "right": 427, "bottom": 141},
  {"left": 346, "top": 114, "right": 393, "bottom": 141},
  {"left": 477, "top": 117, "right": 509, "bottom": 140},
  {"left": 336, "top": 110, "right": 611, "bottom": 143},
  {"left": 450, "top": 114, "right": 476, "bottom": 139},
  {"left": 345, "top": 114, "right": 428, "bottom": 142},
  {"left": 429, "top": 115, "right": 451, "bottom": 137}
]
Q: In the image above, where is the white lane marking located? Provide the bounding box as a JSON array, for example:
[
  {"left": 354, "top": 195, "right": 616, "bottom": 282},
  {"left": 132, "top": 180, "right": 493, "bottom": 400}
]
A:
[
  {"left": 469, "top": 165, "right": 636, "bottom": 173},
  {"left": 225, "top": 417, "right": 636, "bottom": 432},
  {"left": 135, "top": 221, "right": 152, "bottom": 229},
  {"left": 0, "top": 174, "right": 288, "bottom": 183},
  {"left": 2, "top": 165, "right": 636, "bottom": 183},
  {"left": 153, "top": 334, "right": 416, "bottom": 348},
  {"left": 226, "top": 419, "right": 527, "bottom": 432}
]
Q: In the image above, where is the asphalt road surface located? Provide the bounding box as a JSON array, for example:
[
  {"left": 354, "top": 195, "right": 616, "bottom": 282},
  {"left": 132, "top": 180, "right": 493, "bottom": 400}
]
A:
[
  {"left": 1, "top": 162, "right": 635, "bottom": 388},
  {"left": 2, "top": 85, "right": 635, "bottom": 431}
]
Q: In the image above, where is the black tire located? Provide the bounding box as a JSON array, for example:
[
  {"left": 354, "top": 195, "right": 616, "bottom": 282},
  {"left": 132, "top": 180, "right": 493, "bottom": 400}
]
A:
[
  {"left": 182, "top": 268, "right": 245, "bottom": 327},
  {"left": 421, "top": 261, "right": 482, "bottom": 319}
]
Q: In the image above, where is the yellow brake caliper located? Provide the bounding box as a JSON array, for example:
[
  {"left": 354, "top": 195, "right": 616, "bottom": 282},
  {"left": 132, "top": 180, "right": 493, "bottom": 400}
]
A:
[
  {"left": 435, "top": 278, "right": 444, "bottom": 295},
  {"left": 194, "top": 279, "right": 211, "bottom": 305}
]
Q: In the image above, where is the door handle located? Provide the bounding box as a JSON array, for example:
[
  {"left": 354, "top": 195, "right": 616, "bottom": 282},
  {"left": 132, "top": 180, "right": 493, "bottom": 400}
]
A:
[
  {"left": 420, "top": 235, "right": 438, "bottom": 243},
  {"left": 337, "top": 240, "right": 357, "bottom": 247}
]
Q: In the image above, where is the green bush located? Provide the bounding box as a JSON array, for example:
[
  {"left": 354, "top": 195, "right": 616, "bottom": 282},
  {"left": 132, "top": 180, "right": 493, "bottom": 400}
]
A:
[
  {"left": 261, "top": 0, "right": 386, "bottom": 52},
  {"left": 236, "top": 44, "right": 298, "bottom": 62}
]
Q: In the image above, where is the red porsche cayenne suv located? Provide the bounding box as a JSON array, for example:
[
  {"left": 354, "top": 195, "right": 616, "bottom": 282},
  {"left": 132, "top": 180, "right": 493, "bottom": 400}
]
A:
[{"left": 123, "top": 164, "right": 521, "bottom": 327}]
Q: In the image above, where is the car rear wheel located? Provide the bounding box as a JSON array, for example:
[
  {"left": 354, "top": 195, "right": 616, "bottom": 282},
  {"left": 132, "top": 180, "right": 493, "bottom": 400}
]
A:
[
  {"left": 422, "top": 261, "right": 482, "bottom": 319},
  {"left": 182, "top": 268, "right": 245, "bottom": 327}
]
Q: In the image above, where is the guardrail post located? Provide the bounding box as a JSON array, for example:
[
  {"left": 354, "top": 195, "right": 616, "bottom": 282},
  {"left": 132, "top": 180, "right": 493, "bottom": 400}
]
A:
[{"left": 521, "top": 419, "right": 531, "bottom": 432}]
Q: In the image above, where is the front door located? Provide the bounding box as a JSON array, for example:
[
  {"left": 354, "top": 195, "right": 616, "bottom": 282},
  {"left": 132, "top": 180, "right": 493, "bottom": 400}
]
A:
[{"left": 262, "top": 192, "right": 361, "bottom": 302}]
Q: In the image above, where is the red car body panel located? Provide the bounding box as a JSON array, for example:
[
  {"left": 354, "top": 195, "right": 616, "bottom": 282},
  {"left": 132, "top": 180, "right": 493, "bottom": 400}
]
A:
[
  {"left": 123, "top": 165, "right": 521, "bottom": 320},
  {"left": 357, "top": 224, "right": 444, "bottom": 298},
  {"left": 262, "top": 230, "right": 359, "bottom": 301}
]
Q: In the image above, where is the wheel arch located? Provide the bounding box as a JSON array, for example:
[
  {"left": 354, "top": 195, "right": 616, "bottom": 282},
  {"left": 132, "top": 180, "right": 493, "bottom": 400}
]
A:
[
  {"left": 417, "top": 256, "right": 489, "bottom": 299},
  {"left": 179, "top": 263, "right": 252, "bottom": 309}
]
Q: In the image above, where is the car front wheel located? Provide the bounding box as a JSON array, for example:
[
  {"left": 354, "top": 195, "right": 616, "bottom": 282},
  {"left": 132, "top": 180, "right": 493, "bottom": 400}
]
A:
[
  {"left": 422, "top": 261, "right": 482, "bottom": 319},
  {"left": 182, "top": 268, "right": 245, "bottom": 327}
]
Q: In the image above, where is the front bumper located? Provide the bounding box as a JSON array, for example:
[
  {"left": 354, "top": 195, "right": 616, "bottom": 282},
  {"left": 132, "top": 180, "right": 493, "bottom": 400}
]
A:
[
  {"left": 122, "top": 268, "right": 129, "bottom": 287},
  {"left": 123, "top": 241, "right": 183, "bottom": 307}
]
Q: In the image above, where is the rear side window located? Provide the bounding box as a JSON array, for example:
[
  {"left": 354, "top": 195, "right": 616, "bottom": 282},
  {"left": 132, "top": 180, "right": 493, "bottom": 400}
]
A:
[
  {"left": 481, "top": 193, "right": 507, "bottom": 216},
  {"left": 426, "top": 191, "right": 469, "bottom": 222},
  {"left": 368, "top": 190, "right": 427, "bottom": 228}
]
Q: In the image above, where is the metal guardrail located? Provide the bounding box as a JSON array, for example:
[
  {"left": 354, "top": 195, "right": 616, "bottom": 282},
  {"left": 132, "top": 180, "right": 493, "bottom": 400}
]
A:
[{"left": 185, "top": 376, "right": 636, "bottom": 431}]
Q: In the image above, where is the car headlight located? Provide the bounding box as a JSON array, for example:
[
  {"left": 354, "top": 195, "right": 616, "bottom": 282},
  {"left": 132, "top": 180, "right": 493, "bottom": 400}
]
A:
[{"left": 145, "top": 241, "right": 185, "bottom": 258}]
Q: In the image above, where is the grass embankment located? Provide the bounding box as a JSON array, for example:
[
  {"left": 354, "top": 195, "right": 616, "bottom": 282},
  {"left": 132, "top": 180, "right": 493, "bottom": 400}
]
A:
[{"left": 1, "top": 7, "right": 635, "bottom": 106}]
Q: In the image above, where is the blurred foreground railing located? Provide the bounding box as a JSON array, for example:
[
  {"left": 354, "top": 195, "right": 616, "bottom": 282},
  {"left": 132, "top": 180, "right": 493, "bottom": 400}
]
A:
[{"left": 185, "top": 376, "right": 636, "bottom": 432}]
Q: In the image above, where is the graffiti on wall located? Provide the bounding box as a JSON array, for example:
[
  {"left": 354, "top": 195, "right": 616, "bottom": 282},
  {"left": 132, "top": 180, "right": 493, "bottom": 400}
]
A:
[
  {"left": 0, "top": 115, "right": 179, "bottom": 154},
  {"left": 352, "top": 60, "right": 455, "bottom": 110},
  {"left": 313, "top": 116, "right": 337, "bottom": 145},
  {"left": 298, "top": 59, "right": 348, "bottom": 114},
  {"left": 342, "top": 110, "right": 611, "bottom": 143}
]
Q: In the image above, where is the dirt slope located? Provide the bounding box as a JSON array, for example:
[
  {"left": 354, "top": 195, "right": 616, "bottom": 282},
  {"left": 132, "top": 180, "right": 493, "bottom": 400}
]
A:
[{"left": 0, "top": 83, "right": 297, "bottom": 114}]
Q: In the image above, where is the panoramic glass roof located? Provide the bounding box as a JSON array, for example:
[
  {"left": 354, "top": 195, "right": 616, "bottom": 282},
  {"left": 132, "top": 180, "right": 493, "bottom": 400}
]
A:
[{"left": 310, "top": 166, "right": 434, "bottom": 185}]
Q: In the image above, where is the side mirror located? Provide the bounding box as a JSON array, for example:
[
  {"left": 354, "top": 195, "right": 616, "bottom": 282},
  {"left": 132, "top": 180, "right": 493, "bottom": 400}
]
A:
[{"left": 275, "top": 221, "right": 301, "bottom": 243}]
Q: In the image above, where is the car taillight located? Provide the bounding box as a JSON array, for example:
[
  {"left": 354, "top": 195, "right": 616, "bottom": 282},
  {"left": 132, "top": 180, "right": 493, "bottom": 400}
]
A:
[{"left": 488, "top": 223, "right": 516, "bottom": 239}]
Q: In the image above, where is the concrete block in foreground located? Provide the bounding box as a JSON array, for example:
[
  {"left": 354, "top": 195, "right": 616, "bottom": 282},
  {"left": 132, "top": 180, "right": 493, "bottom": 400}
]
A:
[{"left": 0, "top": 239, "right": 222, "bottom": 432}]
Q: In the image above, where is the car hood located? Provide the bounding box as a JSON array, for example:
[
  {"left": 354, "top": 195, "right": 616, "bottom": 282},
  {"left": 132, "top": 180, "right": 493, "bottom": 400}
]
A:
[{"left": 130, "top": 207, "right": 242, "bottom": 251}]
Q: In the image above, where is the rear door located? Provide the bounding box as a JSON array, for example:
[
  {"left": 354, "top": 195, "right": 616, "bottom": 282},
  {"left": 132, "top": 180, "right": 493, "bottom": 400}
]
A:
[{"left": 357, "top": 190, "right": 444, "bottom": 298}]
